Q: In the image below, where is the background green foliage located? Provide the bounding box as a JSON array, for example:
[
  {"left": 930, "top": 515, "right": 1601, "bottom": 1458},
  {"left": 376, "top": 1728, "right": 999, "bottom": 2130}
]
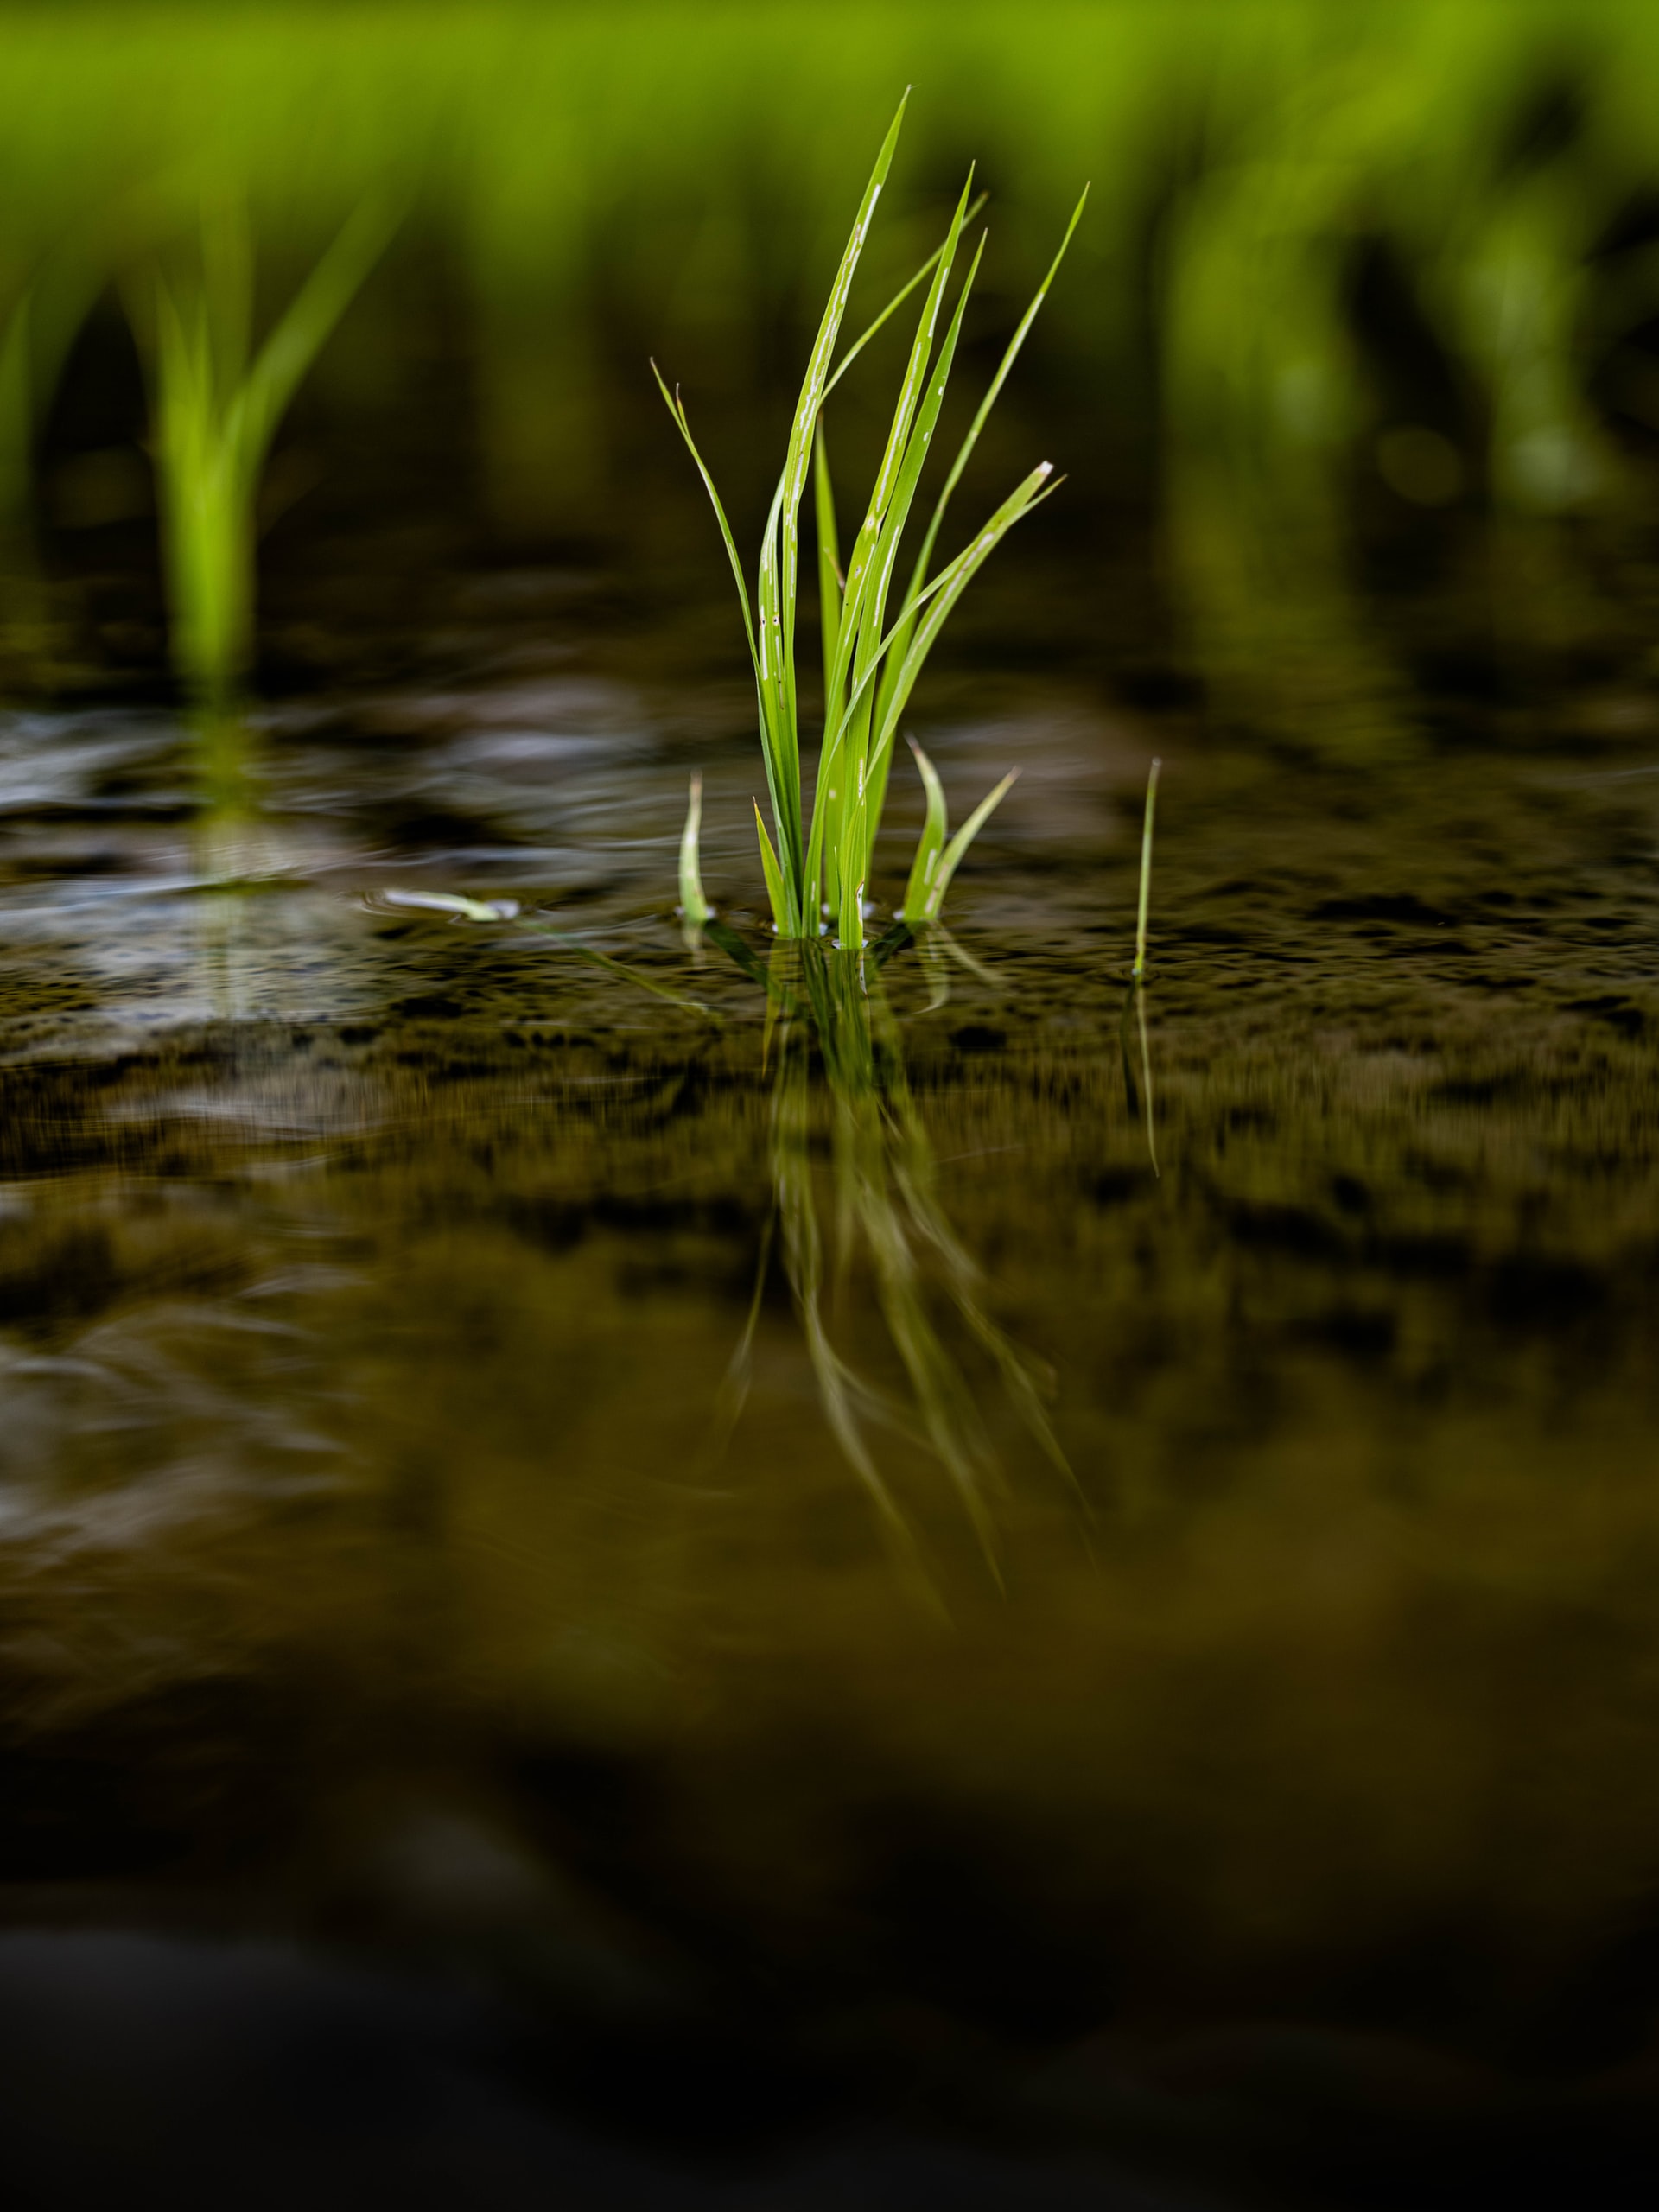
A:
[{"left": 5, "top": 0, "right": 1659, "bottom": 723}]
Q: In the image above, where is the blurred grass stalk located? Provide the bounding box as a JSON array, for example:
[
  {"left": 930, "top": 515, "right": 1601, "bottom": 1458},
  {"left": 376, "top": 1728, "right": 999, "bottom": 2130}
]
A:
[{"left": 136, "top": 194, "right": 395, "bottom": 712}]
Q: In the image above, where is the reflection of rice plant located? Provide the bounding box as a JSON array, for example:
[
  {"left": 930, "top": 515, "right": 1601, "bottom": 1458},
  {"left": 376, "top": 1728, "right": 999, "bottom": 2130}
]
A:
[
  {"left": 377, "top": 881, "right": 1075, "bottom": 1573},
  {"left": 658, "top": 100, "right": 1084, "bottom": 947},
  {"left": 713, "top": 934, "right": 1074, "bottom": 1581},
  {"left": 133, "top": 194, "right": 397, "bottom": 712}
]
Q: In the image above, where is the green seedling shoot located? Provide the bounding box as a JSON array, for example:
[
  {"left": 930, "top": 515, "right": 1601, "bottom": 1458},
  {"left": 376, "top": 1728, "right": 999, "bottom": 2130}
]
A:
[
  {"left": 139, "top": 193, "right": 398, "bottom": 712},
  {"left": 657, "top": 99, "right": 1084, "bottom": 947},
  {"left": 678, "top": 771, "right": 714, "bottom": 925},
  {"left": 899, "top": 737, "right": 1016, "bottom": 924}
]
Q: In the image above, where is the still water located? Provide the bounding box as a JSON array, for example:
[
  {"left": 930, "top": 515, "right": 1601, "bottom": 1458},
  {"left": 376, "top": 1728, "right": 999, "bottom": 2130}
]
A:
[{"left": 3, "top": 563, "right": 1659, "bottom": 2205}]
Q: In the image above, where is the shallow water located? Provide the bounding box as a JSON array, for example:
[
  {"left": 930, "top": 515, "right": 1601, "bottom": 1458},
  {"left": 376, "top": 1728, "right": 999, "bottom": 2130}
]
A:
[{"left": 5, "top": 567, "right": 1659, "bottom": 2205}]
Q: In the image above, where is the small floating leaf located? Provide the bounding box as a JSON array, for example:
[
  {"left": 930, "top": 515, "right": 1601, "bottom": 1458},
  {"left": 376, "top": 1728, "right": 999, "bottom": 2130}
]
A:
[{"left": 380, "top": 887, "right": 519, "bottom": 922}]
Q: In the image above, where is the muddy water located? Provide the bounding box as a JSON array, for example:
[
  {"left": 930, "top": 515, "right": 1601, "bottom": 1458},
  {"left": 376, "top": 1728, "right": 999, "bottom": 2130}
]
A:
[{"left": 4, "top": 596, "right": 1659, "bottom": 2205}]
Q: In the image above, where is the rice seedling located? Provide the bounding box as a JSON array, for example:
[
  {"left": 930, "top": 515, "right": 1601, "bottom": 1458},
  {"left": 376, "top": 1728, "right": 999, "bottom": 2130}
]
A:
[
  {"left": 132, "top": 193, "right": 397, "bottom": 713},
  {"left": 656, "top": 100, "right": 1084, "bottom": 948},
  {"left": 678, "top": 771, "right": 714, "bottom": 933},
  {"left": 900, "top": 738, "right": 1018, "bottom": 926}
]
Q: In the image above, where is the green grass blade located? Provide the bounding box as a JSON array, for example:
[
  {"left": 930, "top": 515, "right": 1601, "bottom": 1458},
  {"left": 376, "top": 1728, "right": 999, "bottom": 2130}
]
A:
[
  {"left": 753, "top": 798, "right": 792, "bottom": 934},
  {"left": 819, "top": 180, "right": 976, "bottom": 909},
  {"left": 850, "top": 232, "right": 985, "bottom": 864},
  {"left": 814, "top": 421, "right": 842, "bottom": 718},
  {"left": 810, "top": 461, "right": 1058, "bottom": 852},
  {"left": 922, "top": 770, "right": 1016, "bottom": 921},
  {"left": 678, "top": 770, "right": 713, "bottom": 925},
  {"left": 899, "top": 736, "right": 949, "bottom": 919},
  {"left": 837, "top": 785, "right": 868, "bottom": 950},
  {"left": 822, "top": 189, "right": 988, "bottom": 404},
  {"left": 231, "top": 195, "right": 399, "bottom": 485},
  {"left": 877, "top": 186, "right": 1089, "bottom": 729},
  {"left": 812, "top": 232, "right": 983, "bottom": 910},
  {"left": 753, "top": 470, "right": 803, "bottom": 898},
  {"left": 811, "top": 421, "right": 842, "bottom": 923},
  {"left": 863, "top": 168, "right": 975, "bottom": 551},
  {"left": 776, "top": 95, "right": 908, "bottom": 788},
  {"left": 853, "top": 227, "right": 986, "bottom": 673},
  {"left": 651, "top": 362, "right": 765, "bottom": 689},
  {"left": 152, "top": 270, "right": 240, "bottom": 702},
  {"left": 829, "top": 172, "right": 974, "bottom": 718},
  {"left": 929, "top": 186, "right": 1088, "bottom": 553},
  {"left": 868, "top": 463, "right": 1061, "bottom": 780}
]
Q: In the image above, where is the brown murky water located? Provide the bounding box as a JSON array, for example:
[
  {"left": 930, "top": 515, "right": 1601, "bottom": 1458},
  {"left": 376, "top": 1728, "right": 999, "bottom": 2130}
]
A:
[{"left": 5, "top": 556, "right": 1659, "bottom": 2205}]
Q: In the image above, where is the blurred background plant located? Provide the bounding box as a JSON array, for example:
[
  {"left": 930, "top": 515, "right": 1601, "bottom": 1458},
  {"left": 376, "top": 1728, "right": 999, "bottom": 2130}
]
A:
[
  {"left": 3, "top": 0, "right": 1659, "bottom": 753},
  {"left": 127, "top": 191, "right": 397, "bottom": 720}
]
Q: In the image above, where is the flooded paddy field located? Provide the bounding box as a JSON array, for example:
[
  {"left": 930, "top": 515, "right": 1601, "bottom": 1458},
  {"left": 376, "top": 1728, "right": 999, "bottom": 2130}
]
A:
[
  {"left": 5, "top": 562, "right": 1659, "bottom": 2206},
  {"left": 9, "top": 3, "right": 1659, "bottom": 2202}
]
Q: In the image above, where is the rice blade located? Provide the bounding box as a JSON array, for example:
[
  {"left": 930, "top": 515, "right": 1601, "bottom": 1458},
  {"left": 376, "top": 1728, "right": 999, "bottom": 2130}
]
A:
[
  {"left": 232, "top": 194, "right": 400, "bottom": 486},
  {"left": 650, "top": 362, "right": 765, "bottom": 688},
  {"left": 827, "top": 173, "right": 974, "bottom": 728},
  {"left": 899, "top": 736, "right": 950, "bottom": 920},
  {"left": 814, "top": 421, "right": 842, "bottom": 722},
  {"left": 869, "top": 465, "right": 1061, "bottom": 779},
  {"left": 878, "top": 185, "right": 1089, "bottom": 728},
  {"left": 678, "top": 770, "right": 713, "bottom": 925},
  {"left": 774, "top": 93, "right": 908, "bottom": 720},
  {"left": 822, "top": 189, "right": 988, "bottom": 403},
  {"left": 753, "top": 798, "right": 792, "bottom": 935},
  {"left": 924, "top": 770, "right": 1017, "bottom": 921}
]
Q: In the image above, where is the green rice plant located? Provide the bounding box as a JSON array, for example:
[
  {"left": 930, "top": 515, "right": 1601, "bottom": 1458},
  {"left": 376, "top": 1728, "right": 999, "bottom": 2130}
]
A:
[
  {"left": 133, "top": 193, "right": 397, "bottom": 712},
  {"left": 656, "top": 100, "right": 1084, "bottom": 948}
]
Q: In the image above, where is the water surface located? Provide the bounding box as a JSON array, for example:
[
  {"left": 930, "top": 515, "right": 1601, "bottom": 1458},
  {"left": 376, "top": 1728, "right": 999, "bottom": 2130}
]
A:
[{"left": 4, "top": 585, "right": 1659, "bottom": 2205}]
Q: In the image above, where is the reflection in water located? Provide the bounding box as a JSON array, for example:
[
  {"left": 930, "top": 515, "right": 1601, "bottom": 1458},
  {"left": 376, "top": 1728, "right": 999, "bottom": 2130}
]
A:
[
  {"left": 1120, "top": 982, "right": 1160, "bottom": 1181},
  {"left": 709, "top": 931, "right": 1076, "bottom": 1584},
  {"left": 10, "top": 701, "right": 1659, "bottom": 2201},
  {"left": 189, "top": 709, "right": 274, "bottom": 1022}
]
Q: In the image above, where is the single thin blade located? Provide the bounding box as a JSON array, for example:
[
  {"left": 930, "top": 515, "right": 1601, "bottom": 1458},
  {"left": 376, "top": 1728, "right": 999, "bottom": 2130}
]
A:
[{"left": 899, "top": 737, "right": 950, "bottom": 920}]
